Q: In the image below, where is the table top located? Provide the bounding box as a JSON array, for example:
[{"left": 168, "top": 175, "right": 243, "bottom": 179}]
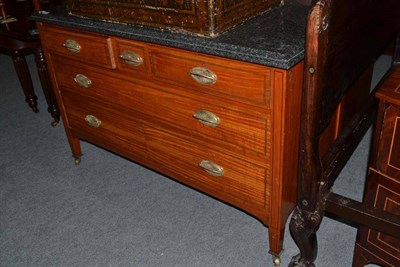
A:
[{"left": 31, "top": 2, "right": 308, "bottom": 70}]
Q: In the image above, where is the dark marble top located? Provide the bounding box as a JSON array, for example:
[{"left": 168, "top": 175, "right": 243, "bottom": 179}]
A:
[{"left": 31, "top": 3, "right": 308, "bottom": 70}]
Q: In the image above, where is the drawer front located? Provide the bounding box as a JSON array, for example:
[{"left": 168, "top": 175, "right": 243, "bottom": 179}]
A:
[
  {"left": 62, "top": 91, "right": 146, "bottom": 154},
  {"left": 150, "top": 47, "right": 271, "bottom": 106},
  {"left": 52, "top": 57, "right": 268, "bottom": 154},
  {"left": 377, "top": 105, "right": 400, "bottom": 179},
  {"left": 145, "top": 125, "right": 267, "bottom": 211},
  {"left": 361, "top": 169, "right": 400, "bottom": 265},
  {"left": 113, "top": 38, "right": 149, "bottom": 75},
  {"left": 39, "top": 26, "right": 115, "bottom": 69},
  {"left": 140, "top": 89, "right": 268, "bottom": 154}
]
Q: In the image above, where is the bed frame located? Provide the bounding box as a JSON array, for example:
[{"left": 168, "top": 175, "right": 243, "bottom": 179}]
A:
[{"left": 288, "top": 0, "right": 400, "bottom": 266}]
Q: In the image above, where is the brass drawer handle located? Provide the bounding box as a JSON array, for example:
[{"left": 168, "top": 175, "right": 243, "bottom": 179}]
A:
[
  {"left": 199, "top": 160, "right": 224, "bottom": 177},
  {"left": 119, "top": 50, "right": 143, "bottom": 66},
  {"left": 84, "top": 115, "right": 101, "bottom": 128},
  {"left": 63, "top": 39, "right": 81, "bottom": 53},
  {"left": 188, "top": 67, "right": 217, "bottom": 85},
  {"left": 193, "top": 110, "right": 220, "bottom": 127},
  {"left": 74, "top": 74, "right": 92, "bottom": 88}
]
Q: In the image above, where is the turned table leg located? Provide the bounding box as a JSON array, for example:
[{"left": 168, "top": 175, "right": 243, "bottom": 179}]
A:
[
  {"left": 11, "top": 49, "right": 38, "bottom": 113},
  {"left": 34, "top": 47, "right": 60, "bottom": 126}
]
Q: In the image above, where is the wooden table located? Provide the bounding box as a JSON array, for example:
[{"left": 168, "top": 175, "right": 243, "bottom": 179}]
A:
[{"left": 0, "top": 0, "right": 59, "bottom": 125}]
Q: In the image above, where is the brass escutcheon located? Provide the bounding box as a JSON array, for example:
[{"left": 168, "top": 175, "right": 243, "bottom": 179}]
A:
[
  {"left": 119, "top": 50, "right": 143, "bottom": 66},
  {"left": 84, "top": 115, "right": 101, "bottom": 128},
  {"left": 193, "top": 110, "right": 220, "bottom": 127},
  {"left": 199, "top": 160, "right": 224, "bottom": 177},
  {"left": 188, "top": 67, "right": 217, "bottom": 85},
  {"left": 63, "top": 39, "right": 81, "bottom": 53},
  {"left": 74, "top": 74, "right": 92, "bottom": 88}
]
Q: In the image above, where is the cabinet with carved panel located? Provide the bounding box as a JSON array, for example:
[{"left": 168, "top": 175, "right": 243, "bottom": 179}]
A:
[{"left": 353, "top": 66, "right": 400, "bottom": 267}]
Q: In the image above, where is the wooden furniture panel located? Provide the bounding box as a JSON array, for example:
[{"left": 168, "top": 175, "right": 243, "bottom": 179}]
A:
[
  {"left": 138, "top": 92, "right": 269, "bottom": 155},
  {"left": 150, "top": 47, "right": 271, "bottom": 106},
  {"left": 353, "top": 171, "right": 400, "bottom": 267},
  {"left": 39, "top": 26, "right": 115, "bottom": 68},
  {"left": 51, "top": 56, "right": 269, "bottom": 155},
  {"left": 144, "top": 125, "right": 268, "bottom": 216},
  {"left": 363, "top": 170, "right": 400, "bottom": 258}
]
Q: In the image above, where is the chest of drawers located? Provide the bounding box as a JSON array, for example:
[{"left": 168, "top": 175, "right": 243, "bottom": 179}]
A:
[
  {"left": 353, "top": 66, "right": 400, "bottom": 267},
  {"left": 37, "top": 21, "right": 304, "bottom": 265}
]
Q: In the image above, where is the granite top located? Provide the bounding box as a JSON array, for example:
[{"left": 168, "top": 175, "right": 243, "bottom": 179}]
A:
[{"left": 31, "top": 3, "right": 308, "bottom": 70}]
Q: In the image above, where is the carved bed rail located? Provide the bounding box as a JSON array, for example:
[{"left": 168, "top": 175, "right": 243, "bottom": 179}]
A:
[{"left": 288, "top": 0, "right": 400, "bottom": 266}]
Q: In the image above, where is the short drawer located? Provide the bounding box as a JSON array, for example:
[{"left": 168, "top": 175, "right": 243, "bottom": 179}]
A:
[
  {"left": 150, "top": 46, "right": 271, "bottom": 105},
  {"left": 113, "top": 38, "right": 149, "bottom": 75},
  {"left": 145, "top": 126, "right": 267, "bottom": 210},
  {"left": 52, "top": 57, "right": 268, "bottom": 154},
  {"left": 141, "top": 88, "right": 268, "bottom": 155},
  {"left": 62, "top": 91, "right": 146, "bottom": 154},
  {"left": 39, "top": 25, "right": 115, "bottom": 69}
]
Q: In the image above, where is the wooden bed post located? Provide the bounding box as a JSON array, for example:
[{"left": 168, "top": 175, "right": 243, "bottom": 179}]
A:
[
  {"left": 288, "top": 1, "right": 400, "bottom": 266},
  {"left": 288, "top": 2, "right": 330, "bottom": 265}
]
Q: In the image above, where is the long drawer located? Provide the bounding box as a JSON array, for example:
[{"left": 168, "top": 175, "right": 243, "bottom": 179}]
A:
[
  {"left": 150, "top": 46, "right": 271, "bottom": 106},
  {"left": 144, "top": 125, "right": 268, "bottom": 213},
  {"left": 52, "top": 56, "right": 269, "bottom": 155}
]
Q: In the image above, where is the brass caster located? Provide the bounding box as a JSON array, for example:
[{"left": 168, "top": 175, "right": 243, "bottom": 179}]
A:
[
  {"left": 273, "top": 255, "right": 281, "bottom": 266},
  {"left": 51, "top": 120, "right": 59, "bottom": 127},
  {"left": 73, "top": 156, "right": 81, "bottom": 165}
]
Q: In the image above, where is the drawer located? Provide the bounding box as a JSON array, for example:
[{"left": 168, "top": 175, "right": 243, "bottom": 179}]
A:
[
  {"left": 145, "top": 126, "right": 267, "bottom": 211},
  {"left": 113, "top": 38, "right": 149, "bottom": 75},
  {"left": 39, "top": 25, "right": 115, "bottom": 69},
  {"left": 62, "top": 91, "right": 146, "bottom": 155},
  {"left": 52, "top": 57, "right": 268, "bottom": 154},
  {"left": 140, "top": 89, "right": 268, "bottom": 155},
  {"left": 150, "top": 47, "right": 271, "bottom": 105},
  {"left": 361, "top": 169, "right": 400, "bottom": 264}
]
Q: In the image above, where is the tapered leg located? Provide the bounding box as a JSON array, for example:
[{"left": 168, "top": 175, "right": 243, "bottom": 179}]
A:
[
  {"left": 288, "top": 207, "right": 323, "bottom": 267},
  {"left": 68, "top": 136, "right": 82, "bottom": 165},
  {"left": 11, "top": 49, "right": 38, "bottom": 113},
  {"left": 34, "top": 47, "right": 60, "bottom": 126},
  {"left": 268, "top": 227, "right": 284, "bottom": 266}
]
